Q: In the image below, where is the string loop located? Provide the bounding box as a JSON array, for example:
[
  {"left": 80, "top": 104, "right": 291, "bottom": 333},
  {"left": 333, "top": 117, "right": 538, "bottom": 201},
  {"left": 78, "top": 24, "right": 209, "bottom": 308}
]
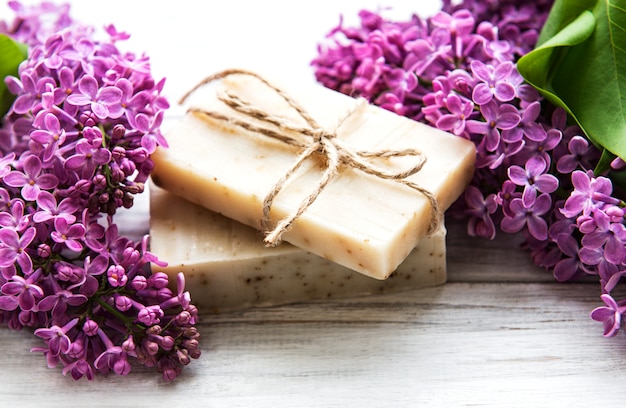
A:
[{"left": 181, "top": 69, "right": 440, "bottom": 246}]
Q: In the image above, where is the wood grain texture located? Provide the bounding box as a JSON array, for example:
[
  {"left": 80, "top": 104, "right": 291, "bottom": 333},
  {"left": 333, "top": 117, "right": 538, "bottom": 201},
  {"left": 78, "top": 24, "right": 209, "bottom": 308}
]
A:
[{"left": 0, "top": 279, "right": 620, "bottom": 407}]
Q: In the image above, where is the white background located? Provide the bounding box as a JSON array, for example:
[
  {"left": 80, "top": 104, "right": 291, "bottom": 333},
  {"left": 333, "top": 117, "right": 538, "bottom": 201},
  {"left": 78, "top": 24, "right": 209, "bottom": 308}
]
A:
[{"left": 2, "top": 0, "right": 443, "bottom": 120}]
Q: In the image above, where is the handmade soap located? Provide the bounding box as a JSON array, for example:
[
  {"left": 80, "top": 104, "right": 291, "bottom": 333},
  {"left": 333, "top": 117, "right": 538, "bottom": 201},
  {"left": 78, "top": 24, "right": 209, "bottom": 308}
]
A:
[
  {"left": 151, "top": 70, "right": 475, "bottom": 279},
  {"left": 150, "top": 185, "right": 447, "bottom": 312}
]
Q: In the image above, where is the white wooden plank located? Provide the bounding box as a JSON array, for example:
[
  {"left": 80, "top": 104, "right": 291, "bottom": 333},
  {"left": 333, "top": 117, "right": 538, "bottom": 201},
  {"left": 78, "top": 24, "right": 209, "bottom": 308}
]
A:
[{"left": 0, "top": 283, "right": 621, "bottom": 407}]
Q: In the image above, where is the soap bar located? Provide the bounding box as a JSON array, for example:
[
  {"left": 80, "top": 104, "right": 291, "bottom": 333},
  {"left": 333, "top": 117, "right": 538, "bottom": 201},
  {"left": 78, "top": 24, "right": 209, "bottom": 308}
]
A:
[
  {"left": 149, "top": 185, "right": 447, "bottom": 313},
  {"left": 151, "top": 70, "right": 475, "bottom": 279}
]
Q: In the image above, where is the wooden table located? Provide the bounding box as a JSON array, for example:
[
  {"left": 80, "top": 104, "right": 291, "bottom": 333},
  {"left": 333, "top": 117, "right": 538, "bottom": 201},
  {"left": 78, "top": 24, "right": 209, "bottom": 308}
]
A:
[{"left": 1, "top": 1, "right": 623, "bottom": 407}]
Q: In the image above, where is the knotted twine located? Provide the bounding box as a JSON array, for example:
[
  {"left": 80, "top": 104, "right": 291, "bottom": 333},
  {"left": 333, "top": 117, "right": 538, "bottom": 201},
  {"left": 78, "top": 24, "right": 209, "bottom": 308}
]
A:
[{"left": 179, "top": 69, "right": 440, "bottom": 247}]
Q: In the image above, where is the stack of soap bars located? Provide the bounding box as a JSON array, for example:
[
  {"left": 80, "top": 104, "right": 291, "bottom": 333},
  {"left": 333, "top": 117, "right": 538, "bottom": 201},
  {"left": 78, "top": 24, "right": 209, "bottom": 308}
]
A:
[{"left": 149, "top": 70, "right": 475, "bottom": 312}]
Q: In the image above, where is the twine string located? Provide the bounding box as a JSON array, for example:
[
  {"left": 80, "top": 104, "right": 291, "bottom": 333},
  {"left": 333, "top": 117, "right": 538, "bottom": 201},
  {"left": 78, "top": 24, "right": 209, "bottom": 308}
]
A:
[{"left": 180, "top": 69, "right": 440, "bottom": 246}]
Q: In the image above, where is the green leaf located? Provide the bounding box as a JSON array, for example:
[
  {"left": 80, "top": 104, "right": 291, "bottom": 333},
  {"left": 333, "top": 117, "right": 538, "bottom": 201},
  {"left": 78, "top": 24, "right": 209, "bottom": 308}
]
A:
[
  {"left": 518, "top": 0, "right": 626, "bottom": 164},
  {"left": 0, "top": 34, "right": 28, "bottom": 120},
  {"left": 595, "top": 148, "right": 616, "bottom": 174},
  {"left": 518, "top": 10, "right": 596, "bottom": 117},
  {"left": 536, "top": 0, "right": 598, "bottom": 46}
]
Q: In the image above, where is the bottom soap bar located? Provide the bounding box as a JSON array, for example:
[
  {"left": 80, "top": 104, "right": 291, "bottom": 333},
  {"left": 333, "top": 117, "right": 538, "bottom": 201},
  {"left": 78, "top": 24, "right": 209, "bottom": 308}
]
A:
[{"left": 149, "top": 184, "right": 447, "bottom": 312}]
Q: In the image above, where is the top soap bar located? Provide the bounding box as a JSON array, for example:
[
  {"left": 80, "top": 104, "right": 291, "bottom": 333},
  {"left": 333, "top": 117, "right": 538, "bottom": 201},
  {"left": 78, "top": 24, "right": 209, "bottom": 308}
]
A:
[{"left": 151, "top": 70, "right": 475, "bottom": 279}]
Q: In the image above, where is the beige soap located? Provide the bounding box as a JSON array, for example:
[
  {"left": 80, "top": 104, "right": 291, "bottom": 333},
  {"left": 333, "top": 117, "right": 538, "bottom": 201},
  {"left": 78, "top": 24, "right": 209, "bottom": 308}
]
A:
[
  {"left": 151, "top": 70, "right": 475, "bottom": 279},
  {"left": 150, "top": 185, "right": 446, "bottom": 313}
]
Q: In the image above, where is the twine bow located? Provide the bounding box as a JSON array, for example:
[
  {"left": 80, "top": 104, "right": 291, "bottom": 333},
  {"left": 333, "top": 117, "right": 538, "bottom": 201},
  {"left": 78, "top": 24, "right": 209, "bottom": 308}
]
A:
[{"left": 180, "top": 69, "right": 440, "bottom": 246}]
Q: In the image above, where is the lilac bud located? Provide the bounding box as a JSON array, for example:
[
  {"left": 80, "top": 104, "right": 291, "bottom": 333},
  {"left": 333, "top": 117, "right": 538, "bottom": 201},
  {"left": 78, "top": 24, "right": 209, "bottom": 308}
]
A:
[
  {"left": 143, "top": 340, "right": 159, "bottom": 355},
  {"left": 135, "top": 160, "right": 155, "bottom": 183},
  {"left": 122, "top": 247, "right": 140, "bottom": 264},
  {"left": 186, "top": 343, "right": 201, "bottom": 359},
  {"left": 160, "top": 361, "right": 181, "bottom": 382},
  {"left": 125, "top": 182, "right": 144, "bottom": 194},
  {"left": 177, "top": 349, "right": 191, "bottom": 365},
  {"left": 606, "top": 205, "right": 625, "bottom": 222},
  {"left": 120, "top": 158, "right": 136, "bottom": 176},
  {"left": 113, "top": 357, "right": 131, "bottom": 375},
  {"left": 79, "top": 112, "right": 96, "bottom": 127},
  {"left": 57, "top": 263, "right": 85, "bottom": 284},
  {"left": 175, "top": 311, "right": 192, "bottom": 325},
  {"left": 98, "top": 192, "right": 110, "bottom": 204},
  {"left": 134, "top": 347, "right": 148, "bottom": 364},
  {"left": 156, "top": 287, "right": 173, "bottom": 302},
  {"left": 37, "top": 243, "right": 51, "bottom": 258},
  {"left": 122, "top": 193, "right": 134, "bottom": 209},
  {"left": 110, "top": 164, "right": 125, "bottom": 183},
  {"left": 146, "top": 325, "right": 162, "bottom": 335},
  {"left": 578, "top": 215, "right": 596, "bottom": 234},
  {"left": 92, "top": 174, "right": 107, "bottom": 190},
  {"left": 137, "top": 305, "right": 163, "bottom": 325},
  {"left": 75, "top": 179, "right": 92, "bottom": 193},
  {"left": 83, "top": 126, "right": 103, "bottom": 145},
  {"left": 112, "top": 124, "right": 126, "bottom": 142},
  {"left": 186, "top": 304, "right": 199, "bottom": 321},
  {"left": 183, "top": 327, "right": 200, "bottom": 340},
  {"left": 130, "top": 147, "right": 149, "bottom": 163},
  {"left": 113, "top": 188, "right": 124, "bottom": 199},
  {"left": 122, "top": 335, "right": 136, "bottom": 353},
  {"left": 83, "top": 319, "right": 99, "bottom": 336},
  {"left": 67, "top": 338, "right": 85, "bottom": 358},
  {"left": 130, "top": 275, "right": 148, "bottom": 291},
  {"left": 112, "top": 146, "right": 126, "bottom": 160},
  {"left": 114, "top": 295, "right": 132, "bottom": 311},
  {"left": 105, "top": 201, "right": 118, "bottom": 215},
  {"left": 149, "top": 272, "right": 169, "bottom": 289},
  {"left": 160, "top": 335, "right": 175, "bottom": 351},
  {"left": 182, "top": 339, "right": 199, "bottom": 352}
]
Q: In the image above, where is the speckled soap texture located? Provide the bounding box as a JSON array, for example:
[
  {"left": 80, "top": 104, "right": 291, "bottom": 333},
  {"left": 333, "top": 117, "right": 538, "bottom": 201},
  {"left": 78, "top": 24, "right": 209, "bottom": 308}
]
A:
[
  {"left": 150, "top": 72, "right": 474, "bottom": 280},
  {"left": 149, "top": 185, "right": 447, "bottom": 313}
]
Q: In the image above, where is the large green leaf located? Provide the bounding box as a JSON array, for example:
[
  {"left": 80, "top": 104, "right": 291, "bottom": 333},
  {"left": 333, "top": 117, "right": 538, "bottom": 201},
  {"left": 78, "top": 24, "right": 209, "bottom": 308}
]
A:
[
  {"left": 536, "top": 0, "right": 598, "bottom": 46},
  {"left": 518, "top": 0, "right": 626, "bottom": 162},
  {"left": 0, "top": 34, "right": 28, "bottom": 120}
]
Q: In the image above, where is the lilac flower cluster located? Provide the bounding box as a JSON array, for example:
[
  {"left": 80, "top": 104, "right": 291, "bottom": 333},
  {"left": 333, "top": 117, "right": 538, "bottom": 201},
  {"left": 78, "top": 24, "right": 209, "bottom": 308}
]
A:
[
  {"left": 0, "top": 2, "right": 199, "bottom": 380},
  {"left": 312, "top": 0, "right": 626, "bottom": 337}
]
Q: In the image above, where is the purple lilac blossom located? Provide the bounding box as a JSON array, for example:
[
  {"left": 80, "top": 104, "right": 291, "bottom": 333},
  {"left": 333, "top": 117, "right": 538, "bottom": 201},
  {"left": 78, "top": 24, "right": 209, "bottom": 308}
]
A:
[
  {"left": 312, "top": 0, "right": 626, "bottom": 339},
  {"left": 0, "top": 2, "right": 200, "bottom": 381}
]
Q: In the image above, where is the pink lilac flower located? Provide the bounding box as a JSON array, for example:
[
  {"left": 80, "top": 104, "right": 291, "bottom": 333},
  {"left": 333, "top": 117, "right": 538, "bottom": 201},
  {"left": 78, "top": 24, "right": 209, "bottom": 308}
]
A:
[
  {"left": 1, "top": 268, "right": 44, "bottom": 311},
  {"left": 580, "top": 211, "right": 626, "bottom": 265},
  {"left": 34, "top": 317, "right": 78, "bottom": 356},
  {"left": 8, "top": 71, "right": 55, "bottom": 114},
  {"left": 65, "top": 75, "right": 123, "bottom": 120},
  {"left": 507, "top": 156, "right": 559, "bottom": 206},
  {"left": 435, "top": 93, "right": 474, "bottom": 136},
  {"left": 0, "top": 2, "right": 199, "bottom": 381},
  {"left": 4, "top": 155, "right": 59, "bottom": 201},
  {"left": 0, "top": 198, "right": 29, "bottom": 230},
  {"left": 0, "top": 227, "right": 36, "bottom": 274},
  {"left": 50, "top": 217, "right": 85, "bottom": 252},
  {"left": 470, "top": 60, "right": 517, "bottom": 105},
  {"left": 64, "top": 140, "right": 112, "bottom": 179},
  {"left": 591, "top": 294, "right": 626, "bottom": 337},
  {"left": 501, "top": 101, "right": 546, "bottom": 143},
  {"left": 29, "top": 112, "right": 67, "bottom": 162},
  {"left": 466, "top": 101, "right": 520, "bottom": 152},
  {"left": 500, "top": 193, "right": 551, "bottom": 240},
  {"left": 551, "top": 233, "right": 583, "bottom": 282},
  {"left": 33, "top": 191, "right": 78, "bottom": 223},
  {"left": 464, "top": 185, "right": 498, "bottom": 239},
  {"left": 557, "top": 135, "right": 595, "bottom": 173},
  {"left": 562, "top": 171, "right": 613, "bottom": 218}
]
